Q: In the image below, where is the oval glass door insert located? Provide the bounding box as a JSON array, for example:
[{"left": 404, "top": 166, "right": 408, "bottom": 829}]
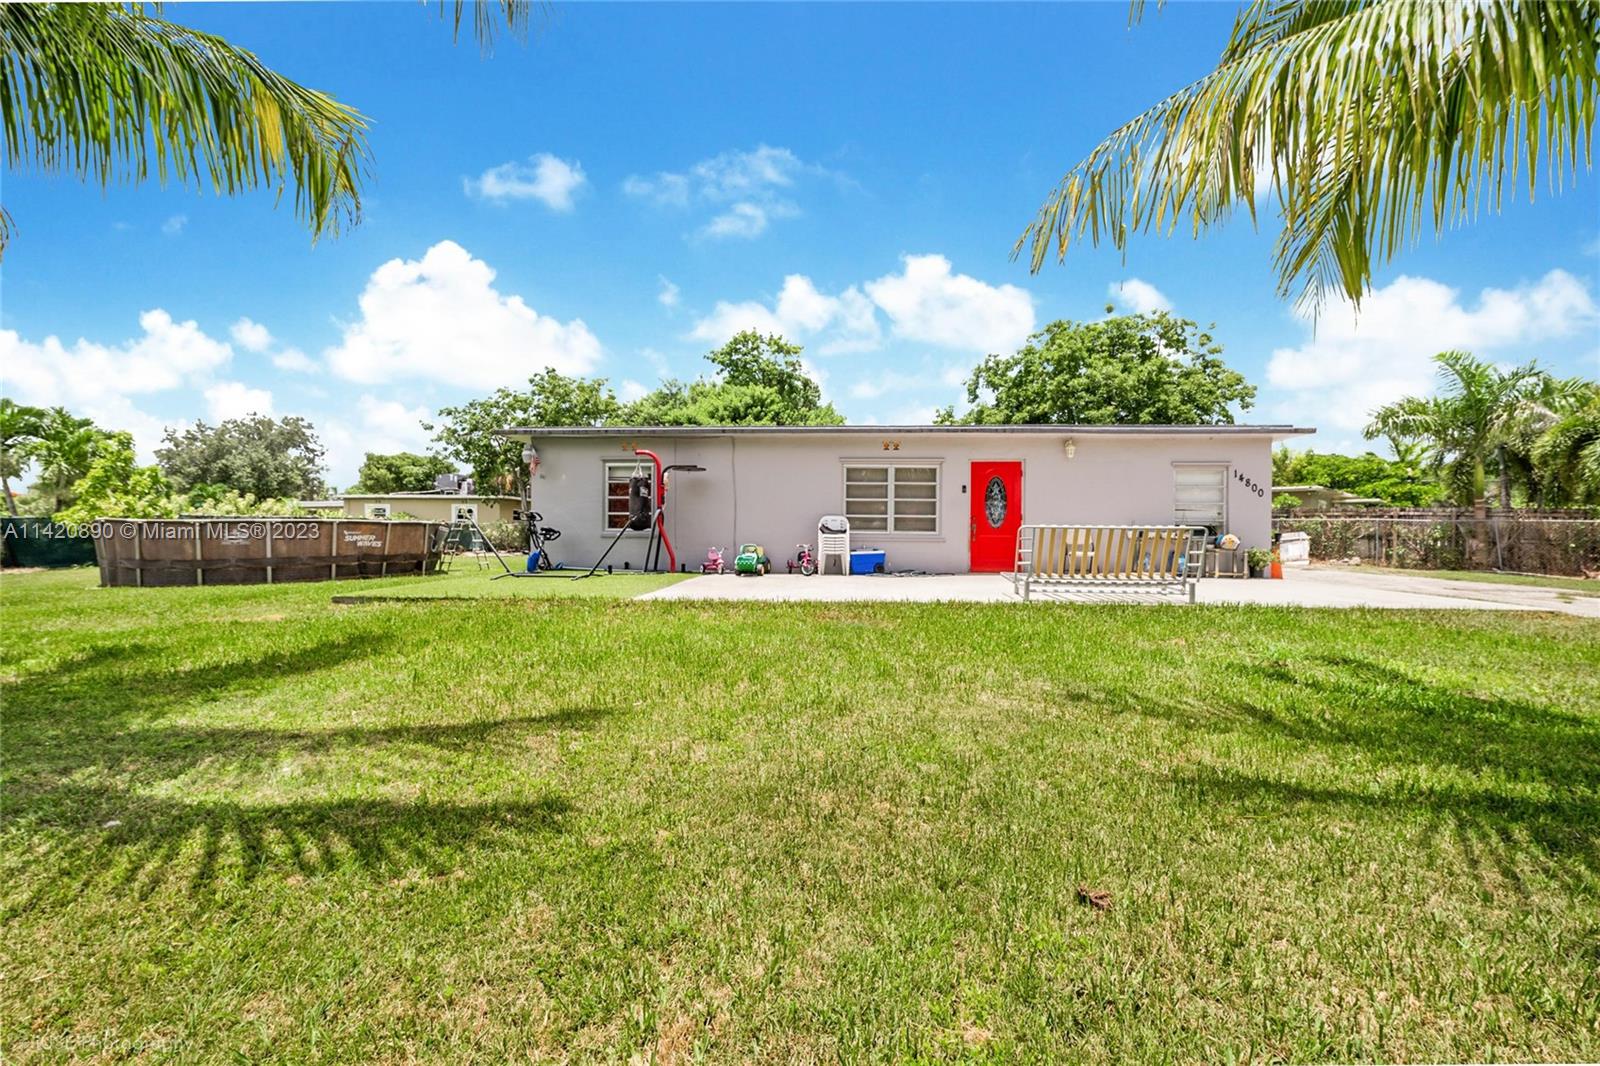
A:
[{"left": 984, "top": 476, "right": 1007, "bottom": 527}]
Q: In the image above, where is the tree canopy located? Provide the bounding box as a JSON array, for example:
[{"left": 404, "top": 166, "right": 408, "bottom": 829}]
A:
[
  {"left": 350, "top": 452, "right": 458, "bottom": 495},
  {"left": 0, "top": 397, "right": 47, "bottom": 516},
  {"left": 1019, "top": 1, "right": 1600, "bottom": 312},
  {"left": 937, "top": 312, "right": 1255, "bottom": 426},
  {"left": 1272, "top": 448, "right": 1439, "bottom": 508},
  {"left": 53, "top": 432, "right": 176, "bottom": 525},
  {"left": 429, "top": 369, "right": 622, "bottom": 497},
  {"left": 156, "top": 415, "right": 328, "bottom": 500},
  {"left": 619, "top": 332, "right": 844, "bottom": 427}
]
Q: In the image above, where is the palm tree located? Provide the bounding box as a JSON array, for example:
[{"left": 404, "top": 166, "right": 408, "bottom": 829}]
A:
[
  {"left": 0, "top": 2, "right": 530, "bottom": 254},
  {"left": 1531, "top": 380, "right": 1600, "bottom": 506},
  {"left": 0, "top": 398, "right": 47, "bottom": 516},
  {"left": 29, "top": 408, "right": 108, "bottom": 516},
  {"left": 1365, "top": 351, "right": 1547, "bottom": 508},
  {"left": 1019, "top": 1, "right": 1600, "bottom": 313}
]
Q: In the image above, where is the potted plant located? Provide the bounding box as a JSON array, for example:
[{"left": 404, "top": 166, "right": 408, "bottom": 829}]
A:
[{"left": 1246, "top": 547, "right": 1272, "bottom": 578}]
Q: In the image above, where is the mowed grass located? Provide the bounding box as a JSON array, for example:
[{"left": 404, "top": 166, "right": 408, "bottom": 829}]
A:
[
  {"left": 1335, "top": 564, "right": 1600, "bottom": 597},
  {"left": 2, "top": 568, "right": 1598, "bottom": 1063}
]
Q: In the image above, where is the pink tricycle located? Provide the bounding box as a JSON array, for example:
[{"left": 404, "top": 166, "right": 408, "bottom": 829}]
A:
[
  {"left": 701, "top": 546, "right": 727, "bottom": 574},
  {"left": 786, "top": 543, "right": 817, "bottom": 576}
]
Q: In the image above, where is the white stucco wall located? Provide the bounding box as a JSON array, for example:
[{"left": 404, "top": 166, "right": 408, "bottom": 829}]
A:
[{"left": 515, "top": 430, "right": 1281, "bottom": 573}]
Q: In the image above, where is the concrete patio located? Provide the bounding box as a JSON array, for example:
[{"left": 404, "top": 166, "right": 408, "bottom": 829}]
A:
[{"left": 638, "top": 566, "right": 1600, "bottom": 616}]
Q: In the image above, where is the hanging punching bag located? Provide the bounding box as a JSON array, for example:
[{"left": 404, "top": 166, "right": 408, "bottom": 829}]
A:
[{"left": 627, "top": 475, "right": 653, "bottom": 530}]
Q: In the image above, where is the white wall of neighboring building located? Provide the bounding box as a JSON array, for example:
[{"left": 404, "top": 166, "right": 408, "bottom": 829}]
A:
[{"left": 513, "top": 429, "right": 1286, "bottom": 574}]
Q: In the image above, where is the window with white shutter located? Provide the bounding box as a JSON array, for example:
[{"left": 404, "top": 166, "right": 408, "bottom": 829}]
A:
[{"left": 1173, "top": 463, "right": 1227, "bottom": 532}]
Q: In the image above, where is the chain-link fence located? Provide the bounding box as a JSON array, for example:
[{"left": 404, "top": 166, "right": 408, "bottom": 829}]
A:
[{"left": 1273, "top": 513, "right": 1600, "bottom": 575}]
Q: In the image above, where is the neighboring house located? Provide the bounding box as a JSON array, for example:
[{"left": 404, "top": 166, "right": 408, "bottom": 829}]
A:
[
  {"left": 1273, "top": 484, "right": 1385, "bottom": 510},
  {"left": 493, "top": 424, "right": 1314, "bottom": 573},
  {"left": 336, "top": 492, "right": 520, "bottom": 526}
]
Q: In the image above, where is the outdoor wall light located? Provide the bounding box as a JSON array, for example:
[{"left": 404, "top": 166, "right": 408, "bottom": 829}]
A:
[{"left": 1064, "top": 437, "right": 1077, "bottom": 459}]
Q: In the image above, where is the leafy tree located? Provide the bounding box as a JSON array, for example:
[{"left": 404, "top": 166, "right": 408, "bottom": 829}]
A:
[
  {"left": 1271, "top": 447, "right": 1439, "bottom": 507},
  {"left": 28, "top": 407, "right": 114, "bottom": 515},
  {"left": 183, "top": 486, "right": 309, "bottom": 516},
  {"left": 0, "top": 2, "right": 530, "bottom": 254},
  {"left": 620, "top": 332, "right": 845, "bottom": 427},
  {"left": 1365, "top": 351, "right": 1547, "bottom": 507},
  {"left": 350, "top": 452, "right": 458, "bottom": 494},
  {"left": 156, "top": 415, "right": 328, "bottom": 499},
  {"left": 429, "top": 370, "right": 622, "bottom": 498},
  {"left": 0, "top": 397, "right": 46, "bottom": 516},
  {"left": 936, "top": 312, "right": 1254, "bottom": 425},
  {"left": 1530, "top": 380, "right": 1600, "bottom": 506},
  {"left": 53, "top": 433, "right": 177, "bottom": 524},
  {"left": 1019, "top": 1, "right": 1600, "bottom": 312}
]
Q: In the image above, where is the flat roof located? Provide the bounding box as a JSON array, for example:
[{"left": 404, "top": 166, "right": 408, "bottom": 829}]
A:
[
  {"left": 495, "top": 423, "right": 1315, "bottom": 439},
  {"left": 337, "top": 492, "right": 519, "bottom": 500}
]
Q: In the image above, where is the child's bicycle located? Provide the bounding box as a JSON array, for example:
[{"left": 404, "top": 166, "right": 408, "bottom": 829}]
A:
[
  {"left": 701, "top": 546, "right": 727, "bottom": 574},
  {"left": 787, "top": 543, "right": 817, "bottom": 576}
]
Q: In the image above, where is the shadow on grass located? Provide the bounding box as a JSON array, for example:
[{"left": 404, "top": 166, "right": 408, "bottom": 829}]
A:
[
  {"left": 4, "top": 787, "right": 572, "bottom": 914},
  {"left": 4, "top": 631, "right": 611, "bottom": 908},
  {"left": 2, "top": 632, "right": 400, "bottom": 724},
  {"left": 1141, "top": 653, "right": 1600, "bottom": 879}
]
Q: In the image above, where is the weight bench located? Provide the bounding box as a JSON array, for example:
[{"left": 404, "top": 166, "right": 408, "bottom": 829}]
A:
[{"left": 1011, "top": 524, "right": 1205, "bottom": 603}]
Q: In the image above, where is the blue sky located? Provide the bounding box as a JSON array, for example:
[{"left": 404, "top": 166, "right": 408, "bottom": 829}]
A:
[{"left": 4, "top": 1, "right": 1597, "bottom": 488}]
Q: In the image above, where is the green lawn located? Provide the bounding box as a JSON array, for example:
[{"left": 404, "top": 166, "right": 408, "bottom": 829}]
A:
[
  {"left": 1332, "top": 564, "right": 1600, "bottom": 596},
  {"left": 336, "top": 566, "right": 692, "bottom": 601},
  {"left": 3, "top": 568, "right": 1598, "bottom": 1062}
]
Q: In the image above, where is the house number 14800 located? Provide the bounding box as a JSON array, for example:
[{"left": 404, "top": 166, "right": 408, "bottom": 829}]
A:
[{"left": 1234, "top": 470, "right": 1266, "bottom": 497}]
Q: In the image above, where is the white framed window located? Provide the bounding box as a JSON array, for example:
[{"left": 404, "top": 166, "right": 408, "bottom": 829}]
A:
[
  {"left": 451, "top": 503, "right": 479, "bottom": 524},
  {"left": 1173, "top": 463, "right": 1227, "bottom": 532},
  {"left": 604, "top": 461, "right": 650, "bottom": 531},
  {"left": 843, "top": 463, "right": 940, "bottom": 534},
  {"left": 364, "top": 503, "right": 391, "bottom": 519}
]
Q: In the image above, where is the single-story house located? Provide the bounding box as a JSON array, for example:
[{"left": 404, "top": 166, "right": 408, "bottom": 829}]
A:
[
  {"left": 494, "top": 424, "right": 1314, "bottom": 573},
  {"left": 335, "top": 492, "right": 520, "bottom": 526}
]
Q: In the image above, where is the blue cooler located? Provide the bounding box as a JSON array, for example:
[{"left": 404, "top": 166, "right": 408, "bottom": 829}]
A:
[{"left": 849, "top": 549, "right": 886, "bottom": 574}]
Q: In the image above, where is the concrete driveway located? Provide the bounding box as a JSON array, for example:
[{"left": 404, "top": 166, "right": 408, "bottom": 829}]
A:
[{"left": 638, "top": 567, "right": 1600, "bottom": 616}]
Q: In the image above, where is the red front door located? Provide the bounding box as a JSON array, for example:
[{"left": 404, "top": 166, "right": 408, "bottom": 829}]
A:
[{"left": 969, "top": 460, "right": 1022, "bottom": 571}]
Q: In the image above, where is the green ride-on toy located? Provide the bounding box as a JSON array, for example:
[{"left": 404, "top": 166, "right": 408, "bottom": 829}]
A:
[{"left": 733, "top": 543, "right": 771, "bottom": 575}]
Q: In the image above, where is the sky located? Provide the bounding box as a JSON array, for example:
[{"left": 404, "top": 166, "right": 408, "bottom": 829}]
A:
[{"left": 3, "top": 1, "right": 1598, "bottom": 490}]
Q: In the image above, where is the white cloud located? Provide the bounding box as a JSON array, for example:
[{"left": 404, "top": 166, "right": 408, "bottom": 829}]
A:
[
  {"left": 622, "top": 171, "right": 690, "bottom": 207},
  {"left": 230, "top": 317, "right": 272, "bottom": 352},
  {"left": 689, "top": 255, "right": 1033, "bottom": 358},
  {"left": 865, "top": 254, "right": 1035, "bottom": 354},
  {"left": 624, "top": 145, "right": 829, "bottom": 240},
  {"left": 204, "top": 381, "right": 274, "bottom": 421},
  {"left": 0, "top": 309, "right": 234, "bottom": 460},
  {"left": 1108, "top": 278, "right": 1172, "bottom": 315},
  {"left": 162, "top": 214, "right": 188, "bottom": 236},
  {"left": 849, "top": 364, "right": 972, "bottom": 401},
  {"left": 318, "top": 395, "right": 438, "bottom": 488},
  {"left": 465, "top": 153, "right": 587, "bottom": 210},
  {"left": 618, "top": 379, "right": 650, "bottom": 402},
  {"left": 690, "top": 274, "right": 881, "bottom": 354},
  {"left": 324, "top": 240, "right": 603, "bottom": 388},
  {"left": 272, "top": 348, "right": 319, "bottom": 374},
  {"left": 1265, "top": 269, "right": 1599, "bottom": 434},
  {"left": 657, "top": 276, "right": 680, "bottom": 309},
  {"left": 702, "top": 202, "right": 769, "bottom": 240}
]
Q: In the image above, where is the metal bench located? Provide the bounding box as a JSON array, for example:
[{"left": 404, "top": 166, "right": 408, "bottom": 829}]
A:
[{"left": 1011, "top": 524, "right": 1205, "bottom": 603}]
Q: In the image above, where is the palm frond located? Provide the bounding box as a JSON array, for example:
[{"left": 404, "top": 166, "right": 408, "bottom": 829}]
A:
[
  {"left": 0, "top": 3, "right": 368, "bottom": 243},
  {"left": 1020, "top": 0, "right": 1600, "bottom": 313},
  {"left": 441, "top": 0, "right": 537, "bottom": 54}
]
